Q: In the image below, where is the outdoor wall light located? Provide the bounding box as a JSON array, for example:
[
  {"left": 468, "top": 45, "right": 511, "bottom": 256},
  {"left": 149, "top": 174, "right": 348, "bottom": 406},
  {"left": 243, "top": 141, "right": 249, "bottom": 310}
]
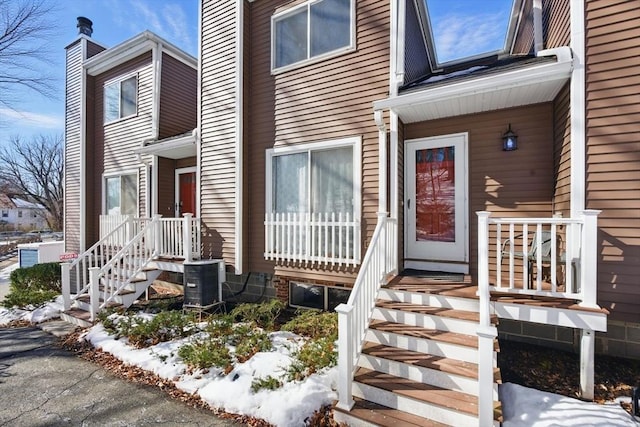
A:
[{"left": 502, "top": 124, "right": 518, "bottom": 151}]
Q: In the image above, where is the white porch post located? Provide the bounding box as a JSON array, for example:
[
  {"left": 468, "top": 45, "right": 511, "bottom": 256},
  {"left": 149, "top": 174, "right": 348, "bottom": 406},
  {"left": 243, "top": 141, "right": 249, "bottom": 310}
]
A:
[
  {"left": 476, "top": 211, "right": 497, "bottom": 426},
  {"left": 153, "top": 214, "right": 162, "bottom": 257},
  {"left": 183, "top": 213, "right": 193, "bottom": 262},
  {"left": 580, "top": 328, "right": 595, "bottom": 400},
  {"left": 89, "top": 267, "right": 100, "bottom": 321},
  {"left": 579, "top": 210, "right": 601, "bottom": 309},
  {"left": 61, "top": 263, "right": 71, "bottom": 311},
  {"left": 335, "top": 303, "right": 354, "bottom": 411}
]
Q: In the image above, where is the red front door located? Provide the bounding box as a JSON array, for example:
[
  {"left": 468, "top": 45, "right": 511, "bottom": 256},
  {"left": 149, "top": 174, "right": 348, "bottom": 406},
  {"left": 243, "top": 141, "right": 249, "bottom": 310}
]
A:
[{"left": 178, "top": 172, "right": 196, "bottom": 216}]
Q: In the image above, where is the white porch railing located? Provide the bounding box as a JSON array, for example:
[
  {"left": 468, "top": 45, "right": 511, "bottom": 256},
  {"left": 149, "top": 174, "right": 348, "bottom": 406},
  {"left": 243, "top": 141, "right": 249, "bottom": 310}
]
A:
[
  {"left": 476, "top": 210, "right": 601, "bottom": 423},
  {"left": 99, "top": 214, "right": 201, "bottom": 260},
  {"left": 264, "top": 212, "right": 361, "bottom": 267},
  {"left": 62, "top": 214, "right": 202, "bottom": 316},
  {"left": 335, "top": 214, "right": 398, "bottom": 410},
  {"left": 483, "top": 210, "right": 600, "bottom": 306}
]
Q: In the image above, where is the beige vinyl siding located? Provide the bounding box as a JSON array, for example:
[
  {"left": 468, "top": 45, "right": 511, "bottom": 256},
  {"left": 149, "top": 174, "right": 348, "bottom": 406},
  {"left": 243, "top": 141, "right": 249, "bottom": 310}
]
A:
[
  {"left": 158, "top": 53, "right": 197, "bottom": 139},
  {"left": 553, "top": 83, "right": 571, "bottom": 214},
  {"left": 89, "top": 52, "right": 153, "bottom": 243},
  {"left": 512, "top": 0, "right": 534, "bottom": 54},
  {"left": 63, "top": 40, "right": 84, "bottom": 253},
  {"left": 200, "top": 1, "right": 239, "bottom": 265},
  {"left": 586, "top": 0, "right": 640, "bottom": 323},
  {"left": 544, "top": 0, "right": 570, "bottom": 48},
  {"left": 246, "top": 0, "right": 390, "bottom": 284},
  {"left": 405, "top": 103, "right": 555, "bottom": 278}
]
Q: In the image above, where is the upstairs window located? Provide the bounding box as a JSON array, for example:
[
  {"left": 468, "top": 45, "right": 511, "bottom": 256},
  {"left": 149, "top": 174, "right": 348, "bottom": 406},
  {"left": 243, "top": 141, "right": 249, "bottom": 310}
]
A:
[
  {"left": 272, "top": 0, "right": 355, "bottom": 72},
  {"left": 1, "top": 210, "right": 7, "bottom": 218},
  {"left": 104, "top": 75, "right": 137, "bottom": 123},
  {"left": 104, "top": 172, "right": 138, "bottom": 215}
]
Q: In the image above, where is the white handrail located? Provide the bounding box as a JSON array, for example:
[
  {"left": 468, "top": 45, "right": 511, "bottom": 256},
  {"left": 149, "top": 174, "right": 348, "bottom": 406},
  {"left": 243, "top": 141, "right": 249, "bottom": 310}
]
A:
[{"left": 335, "top": 213, "right": 397, "bottom": 410}]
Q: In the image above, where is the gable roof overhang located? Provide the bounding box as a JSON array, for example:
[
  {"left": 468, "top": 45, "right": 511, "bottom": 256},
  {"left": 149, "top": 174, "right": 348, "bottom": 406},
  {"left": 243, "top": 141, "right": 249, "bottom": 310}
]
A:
[
  {"left": 83, "top": 31, "right": 196, "bottom": 76},
  {"left": 134, "top": 130, "right": 197, "bottom": 160},
  {"left": 375, "top": 47, "right": 573, "bottom": 123}
]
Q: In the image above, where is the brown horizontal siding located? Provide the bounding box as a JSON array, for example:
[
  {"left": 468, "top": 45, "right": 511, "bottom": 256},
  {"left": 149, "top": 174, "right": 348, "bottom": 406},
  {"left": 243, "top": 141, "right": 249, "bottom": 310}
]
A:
[
  {"left": 553, "top": 83, "right": 571, "bottom": 215},
  {"left": 200, "top": 0, "right": 238, "bottom": 265},
  {"left": 512, "top": 0, "right": 533, "bottom": 54},
  {"left": 157, "top": 157, "right": 176, "bottom": 217},
  {"left": 544, "top": 0, "right": 570, "bottom": 48},
  {"left": 405, "top": 103, "right": 555, "bottom": 278},
  {"left": 158, "top": 53, "right": 197, "bottom": 139},
  {"left": 89, "top": 52, "right": 154, "bottom": 243},
  {"left": 247, "top": 0, "right": 390, "bottom": 282},
  {"left": 585, "top": 0, "right": 640, "bottom": 323}
]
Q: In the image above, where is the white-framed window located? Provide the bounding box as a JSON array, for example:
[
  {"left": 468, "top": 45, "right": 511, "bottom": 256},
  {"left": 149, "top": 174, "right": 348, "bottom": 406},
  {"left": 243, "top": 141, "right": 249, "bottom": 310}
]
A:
[
  {"left": 265, "top": 137, "right": 362, "bottom": 265},
  {"left": 104, "top": 74, "right": 137, "bottom": 123},
  {"left": 103, "top": 171, "right": 138, "bottom": 215},
  {"left": 271, "top": 0, "right": 355, "bottom": 72},
  {"left": 289, "top": 281, "right": 351, "bottom": 311},
  {"left": 18, "top": 211, "right": 22, "bottom": 218},
  {"left": 1, "top": 210, "right": 7, "bottom": 218}
]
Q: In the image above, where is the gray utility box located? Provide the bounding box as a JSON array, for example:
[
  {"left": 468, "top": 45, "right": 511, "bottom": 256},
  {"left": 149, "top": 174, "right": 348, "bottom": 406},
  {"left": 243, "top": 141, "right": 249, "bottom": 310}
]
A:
[{"left": 183, "top": 260, "right": 225, "bottom": 307}]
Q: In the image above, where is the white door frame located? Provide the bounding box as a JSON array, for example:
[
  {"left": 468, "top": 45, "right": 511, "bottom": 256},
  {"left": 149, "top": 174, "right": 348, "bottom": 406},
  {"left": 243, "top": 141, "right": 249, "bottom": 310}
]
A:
[
  {"left": 175, "top": 166, "right": 197, "bottom": 217},
  {"left": 404, "top": 133, "right": 469, "bottom": 274}
]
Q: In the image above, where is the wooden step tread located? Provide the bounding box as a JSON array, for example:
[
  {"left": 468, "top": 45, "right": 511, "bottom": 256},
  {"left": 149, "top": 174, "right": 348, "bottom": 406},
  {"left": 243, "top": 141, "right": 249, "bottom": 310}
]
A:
[
  {"left": 386, "top": 277, "right": 477, "bottom": 299},
  {"left": 362, "top": 341, "right": 502, "bottom": 383},
  {"left": 375, "top": 300, "right": 486, "bottom": 323},
  {"left": 75, "top": 295, "right": 126, "bottom": 308},
  {"left": 369, "top": 320, "right": 478, "bottom": 348},
  {"left": 335, "top": 397, "right": 451, "bottom": 427},
  {"left": 355, "top": 368, "right": 480, "bottom": 416},
  {"left": 63, "top": 308, "right": 92, "bottom": 321}
]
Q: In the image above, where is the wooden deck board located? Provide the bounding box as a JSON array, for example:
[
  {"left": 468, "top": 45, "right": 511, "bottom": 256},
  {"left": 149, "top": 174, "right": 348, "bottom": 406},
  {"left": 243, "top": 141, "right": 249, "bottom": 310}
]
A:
[
  {"left": 335, "top": 397, "right": 452, "bottom": 427},
  {"left": 369, "top": 320, "right": 479, "bottom": 348}
]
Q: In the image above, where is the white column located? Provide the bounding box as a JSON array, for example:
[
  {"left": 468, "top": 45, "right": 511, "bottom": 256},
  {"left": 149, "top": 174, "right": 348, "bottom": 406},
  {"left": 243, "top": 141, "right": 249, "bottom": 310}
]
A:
[
  {"left": 580, "top": 328, "right": 595, "bottom": 400},
  {"left": 61, "top": 263, "right": 71, "bottom": 311},
  {"left": 579, "top": 210, "right": 601, "bottom": 308},
  {"left": 183, "top": 213, "right": 193, "bottom": 262},
  {"left": 335, "top": 303, "right": 354, "bottom": 411},
  {"left": 89, "top": 267, "right": 100, "bottom": 321}
]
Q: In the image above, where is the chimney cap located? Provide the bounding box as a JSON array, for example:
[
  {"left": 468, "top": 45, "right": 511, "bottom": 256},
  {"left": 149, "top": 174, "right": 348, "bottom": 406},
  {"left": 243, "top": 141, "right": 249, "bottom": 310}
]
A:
[{"left": 77, "top": 16, "right": 93, "bottom": 37}]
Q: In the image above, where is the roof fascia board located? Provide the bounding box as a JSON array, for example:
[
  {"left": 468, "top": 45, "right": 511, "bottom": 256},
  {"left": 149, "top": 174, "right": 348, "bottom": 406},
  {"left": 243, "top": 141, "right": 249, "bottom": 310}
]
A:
[
  {"left": 84, "top": 31, "right": 196, "bottom": 76},
  {"left": 374, "top": 47, "right": 572, "bottom": 111},
  {"left": 134, "top": 132, "right": 196, "bottom": 156}
]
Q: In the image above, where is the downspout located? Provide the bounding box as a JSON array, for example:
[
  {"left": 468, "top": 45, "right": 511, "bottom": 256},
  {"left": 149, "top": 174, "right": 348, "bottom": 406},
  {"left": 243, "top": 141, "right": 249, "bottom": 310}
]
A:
[
  {"left": 391, "top": 0, "right": 405, "bottom": 96},
  {"left": 374, "top": 110, "right": 387, "bottom": 214},
  {"left": 196, "top": 3, "right": 203, "bottom": 221},
  {"left": 570, "top": 0, "right": 586, "bottom": 216},
  {"left": 234, "top": 0, "right": 244, "bottom": 274}
]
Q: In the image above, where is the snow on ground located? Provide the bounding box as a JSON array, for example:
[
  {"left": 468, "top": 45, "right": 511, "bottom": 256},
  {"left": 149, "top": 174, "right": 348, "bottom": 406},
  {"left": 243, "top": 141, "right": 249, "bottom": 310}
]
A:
[
  {"left": 84, "top": 323, "right": 337, "bottom": 427},
  {"left": 1, "top": 262, "right": 638, "bottom": 426},
  {"left": 501, "top": 382, "right": 639, "bottom": 427}
]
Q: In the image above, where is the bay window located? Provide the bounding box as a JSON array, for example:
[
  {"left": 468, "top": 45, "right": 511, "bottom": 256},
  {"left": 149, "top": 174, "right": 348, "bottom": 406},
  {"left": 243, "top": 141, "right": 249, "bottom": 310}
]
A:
[
  {"left": 265, "top": 137, "right": 361, "bottom": 266},
  {"left": 104, "top": 172, "right": 138, "bottom": 215},
  {"left": 272, "top": 0, "right": 355, "bottom": 71}
]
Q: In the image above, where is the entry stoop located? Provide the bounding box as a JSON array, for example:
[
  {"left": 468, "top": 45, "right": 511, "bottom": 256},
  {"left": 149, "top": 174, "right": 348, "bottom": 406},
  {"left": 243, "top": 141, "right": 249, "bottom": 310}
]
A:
[{"left": 334, "top": 273, "right": 502, "bottom": 427}]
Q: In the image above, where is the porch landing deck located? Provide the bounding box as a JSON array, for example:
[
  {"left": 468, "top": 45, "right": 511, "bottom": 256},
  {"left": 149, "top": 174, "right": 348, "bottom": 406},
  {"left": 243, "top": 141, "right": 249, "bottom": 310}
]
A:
[{"left": 386, "top": 274, "right": 609, "bottom": 316}]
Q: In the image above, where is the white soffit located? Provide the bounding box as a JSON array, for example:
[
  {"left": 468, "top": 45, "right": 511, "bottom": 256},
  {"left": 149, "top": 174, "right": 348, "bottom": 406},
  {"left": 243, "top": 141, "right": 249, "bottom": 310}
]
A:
[
  {"left": 134, "top": 132, "right": 196, "bottom": 159},
  {"left": 374, "top": 47, "right": 573, "bottom": 123}
]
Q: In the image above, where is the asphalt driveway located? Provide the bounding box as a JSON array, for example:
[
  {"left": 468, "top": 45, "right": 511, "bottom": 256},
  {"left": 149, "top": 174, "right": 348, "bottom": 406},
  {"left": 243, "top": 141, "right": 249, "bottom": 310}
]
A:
[{"left": 0, "top": 325, "right": 238, "bottom": 426}]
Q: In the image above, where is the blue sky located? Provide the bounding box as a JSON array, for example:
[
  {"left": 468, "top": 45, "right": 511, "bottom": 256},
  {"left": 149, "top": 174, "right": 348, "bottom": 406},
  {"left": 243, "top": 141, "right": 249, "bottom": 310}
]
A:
[
  {"left": 0, "top": 0, "right": 198, "bottom": 143},
  {"left": 0, "top": 0, "right": 512, "bottom": 145}
]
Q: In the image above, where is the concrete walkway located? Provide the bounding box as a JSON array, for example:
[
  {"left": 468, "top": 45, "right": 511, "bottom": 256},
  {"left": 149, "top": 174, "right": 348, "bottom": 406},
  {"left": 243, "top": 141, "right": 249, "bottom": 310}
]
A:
[{"left": 0, "top": 324, "right": 239, "bottom": 426}]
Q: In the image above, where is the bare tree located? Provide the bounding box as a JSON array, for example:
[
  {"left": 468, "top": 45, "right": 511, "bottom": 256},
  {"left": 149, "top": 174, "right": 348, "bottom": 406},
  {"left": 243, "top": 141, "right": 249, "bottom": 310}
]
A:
[
  {"left": 0, "top": 134, "right": 63, "bottom": 230},
  {"left": 0, "top": 0, "right": 58, "bottom": 110}
]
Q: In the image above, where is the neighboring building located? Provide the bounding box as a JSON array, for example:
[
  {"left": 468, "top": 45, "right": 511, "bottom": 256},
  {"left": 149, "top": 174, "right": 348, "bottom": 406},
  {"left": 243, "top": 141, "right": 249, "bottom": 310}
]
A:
[
  {"left": 62, "top": 2, "right": 639, "bottom": 425},
  {"left": 0, "top": 193, "right": 48, "bottom": 231}
]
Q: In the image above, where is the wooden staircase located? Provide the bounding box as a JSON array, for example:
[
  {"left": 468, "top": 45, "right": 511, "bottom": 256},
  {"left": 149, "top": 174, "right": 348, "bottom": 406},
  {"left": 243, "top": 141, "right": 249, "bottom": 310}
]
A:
[
  {"left": 61, "top": 264, "right": 163, "bottom": 328},
  {"left": 334, "top": 274, "right": 502, "bottom": 427}
]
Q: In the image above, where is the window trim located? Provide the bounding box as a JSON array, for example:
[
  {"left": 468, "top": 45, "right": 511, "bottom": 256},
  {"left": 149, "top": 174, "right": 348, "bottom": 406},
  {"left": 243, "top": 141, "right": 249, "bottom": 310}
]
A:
[
  {"left": 288, "top": 281, "right": 351, "bottom": 311},
  {"left": 102, "top": 170, "right": 140, "bottom": 216},
  {"left": 270, "top": 0, "right": 356, "bottom": 74},
  {"left": 103, "top": 72, "right": 139, "bottom": 125},
  {"left": 265, "top": 136, "right": 362, "bottom": 219}
]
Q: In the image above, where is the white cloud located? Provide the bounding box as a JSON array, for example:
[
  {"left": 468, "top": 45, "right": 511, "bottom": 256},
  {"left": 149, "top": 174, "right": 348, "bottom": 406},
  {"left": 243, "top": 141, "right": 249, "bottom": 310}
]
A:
[
  {"left": 131, "top": 0, "right": 163, "bottom": 33},
  {"left": 434, "top": 12, "right": 507, "bottom": 63},
  {"left": 162, "top": 4, "right": 193, "bottom": 51},
  {"left": 0, "top": 108, "right": 63, "bottom": 130}
]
